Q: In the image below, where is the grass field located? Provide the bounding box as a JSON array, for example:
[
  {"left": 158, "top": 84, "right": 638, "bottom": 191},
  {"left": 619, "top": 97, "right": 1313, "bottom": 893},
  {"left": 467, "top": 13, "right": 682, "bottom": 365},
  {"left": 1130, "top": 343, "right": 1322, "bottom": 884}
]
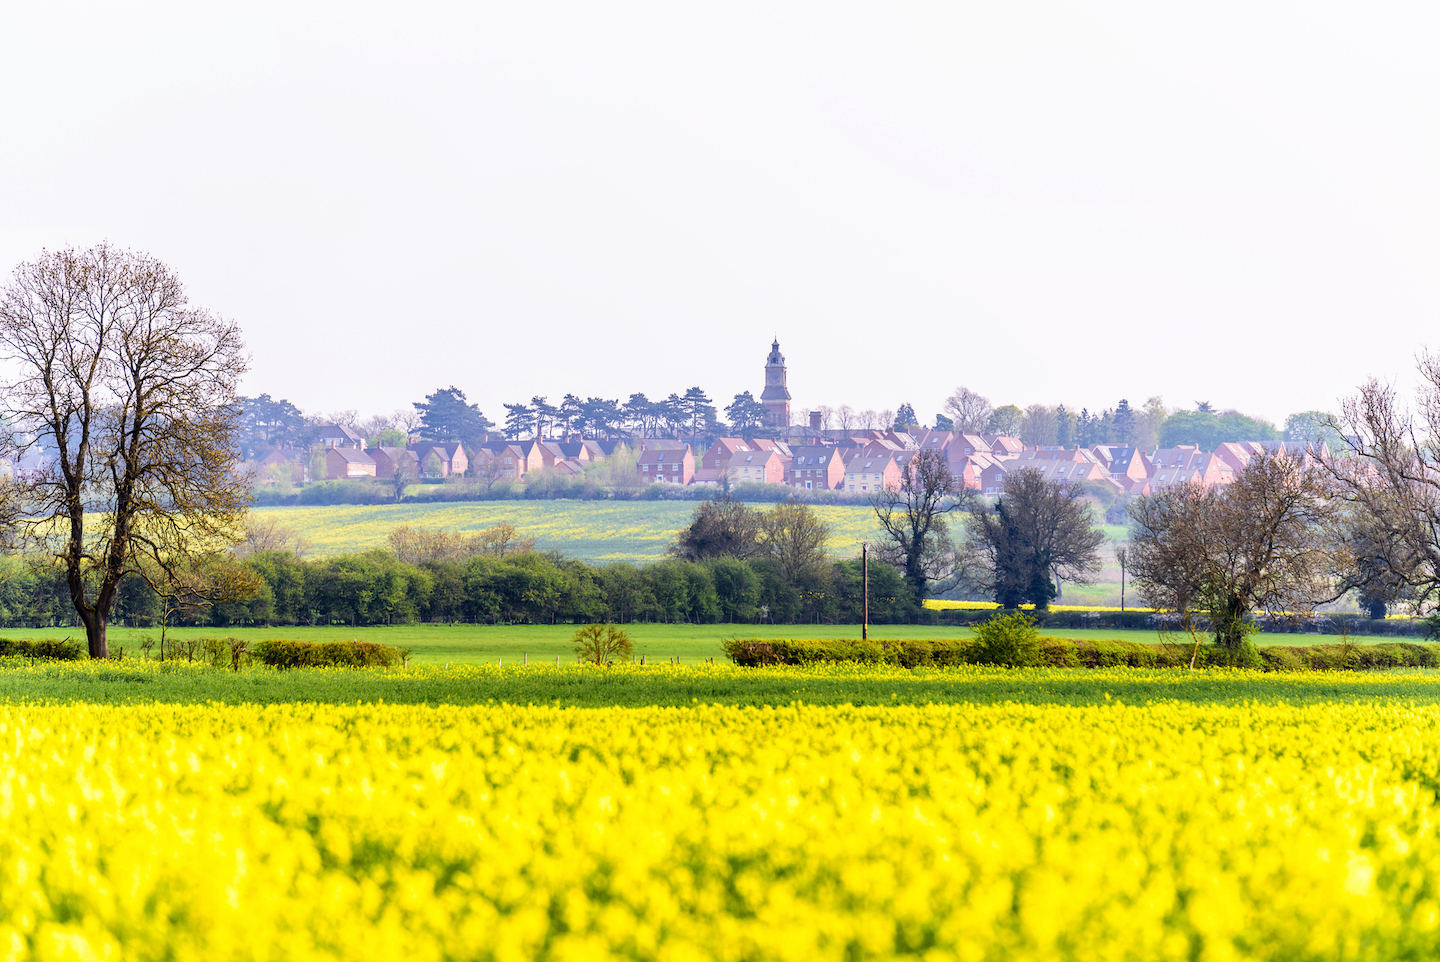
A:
[
  {"left": 250, "top": 500, "right": 885, "bottom": 562},
  {"left": 13, "top": 622, "right": 1414, "bottom": 666}
]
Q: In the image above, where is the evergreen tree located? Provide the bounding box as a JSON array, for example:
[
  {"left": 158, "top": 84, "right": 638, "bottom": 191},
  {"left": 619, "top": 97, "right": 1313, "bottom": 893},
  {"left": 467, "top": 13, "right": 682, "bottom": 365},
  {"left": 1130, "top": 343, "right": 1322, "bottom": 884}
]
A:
[
  {"left": 682, "top": 386, "right": 712, "bottom": 438},
  {"left": 894, "top": 402, "right": 919, "bottom": 432},
  {"left": 725, "top": 392, "right": 770, "bottom": 440},
  {"left": 1112, "top": 399, "right": 1137, "bottom": 447},
  {"left": 414, "top": 386, "right": 490, "bottom": 442},
  {"left": 933, "top": 413, "right": 954, "bottom": 432},
  {"left": 502, "top": 402, "right": 535, "bottom": 440}
]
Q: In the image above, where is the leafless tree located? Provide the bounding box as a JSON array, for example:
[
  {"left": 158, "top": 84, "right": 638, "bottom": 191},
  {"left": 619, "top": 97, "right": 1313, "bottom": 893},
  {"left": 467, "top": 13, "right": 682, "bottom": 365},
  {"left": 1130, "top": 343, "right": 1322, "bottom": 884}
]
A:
[
  {"left": 817, "top": 405, "right": 834, "bottom": 430},
  {"left": 237, "top": 517, "right": 311, "bottom": 558},
  {"left": 0, "top": 244, "right": 249, "bottom": 658},
  {"left": 943, "top": 386, "right": 993, "bottom": 434},
  {"left": 859, "top": 409, "right": 878, "bottom": 431},
  {"left": 393, "top": 407, "right": 425, "bottom": 440},
  {"left": 879, "top": 409, "right": 895, "bottom": 433},
  {"left": 758, "top": 500, "right": 831, "bottom": 583},
  {"left": 873, "top": 448, "right": 969, "bottom": 606},
  {"left": 1321, "top": 356, "right": 1440, "bottom": 613},
  {"left": 837, "top": 405, "right": 856, "bottom": 432},
  {"left": 1128, "top": 452, "right": 1339, "bottom": 667}
]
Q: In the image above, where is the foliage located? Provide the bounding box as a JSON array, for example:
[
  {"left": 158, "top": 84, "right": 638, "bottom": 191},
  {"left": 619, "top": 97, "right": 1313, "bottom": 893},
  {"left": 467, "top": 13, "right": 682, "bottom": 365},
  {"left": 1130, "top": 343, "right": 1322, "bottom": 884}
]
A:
[
  {"left": 250, "top": 638, "right": 405, "bottom": 668},
  {"left": 572, "top": 623, "right": 634, "bottom": 665},
  {"left": 969, "top": 610, "right": 1043, "bottom": 667},
  {"left": 942, "top": 386, "right": 992, "bottom": 434},
  {"left": 984, "top": 403, "right": 1023, "bottom": 436},
  {"left": 414, "top": 385, "right": 490, "bottom": 442},
  {"left": 725, "top": 391, "right": 770, "bottom": 439},
  {"left": 237, "top": 393, "right": 308, "bottom": 457},
  {"left": 1159, "top": 408, "right": 1280, "bottom": 448},
  {"left": 669, "top": 497, "right": 763, "bottom": 561}
]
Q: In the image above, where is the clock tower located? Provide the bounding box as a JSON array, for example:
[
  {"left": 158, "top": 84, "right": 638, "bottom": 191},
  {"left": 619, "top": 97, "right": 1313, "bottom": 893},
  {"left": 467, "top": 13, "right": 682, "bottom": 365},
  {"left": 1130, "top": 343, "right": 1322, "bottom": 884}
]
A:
[{"left": 760, "top": 338, "right": 791, "bottom": 427}]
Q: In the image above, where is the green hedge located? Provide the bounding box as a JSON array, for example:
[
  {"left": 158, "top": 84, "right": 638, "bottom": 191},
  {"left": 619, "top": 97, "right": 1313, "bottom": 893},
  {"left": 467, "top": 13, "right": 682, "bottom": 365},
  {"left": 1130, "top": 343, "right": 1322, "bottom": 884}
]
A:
[
  {"left": 250, "top": 639, "right": 407, "bottom": 669},
  {"left": 721, "top": 637, "right": 1440, "bottom": 671},
  {"left": 0, "top": 637, "right": 84, "bottom": 660}
]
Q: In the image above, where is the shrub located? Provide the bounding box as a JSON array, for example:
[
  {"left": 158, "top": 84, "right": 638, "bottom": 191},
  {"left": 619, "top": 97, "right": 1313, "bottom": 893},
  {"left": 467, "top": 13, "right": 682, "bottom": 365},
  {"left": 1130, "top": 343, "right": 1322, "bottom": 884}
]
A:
[
  {"left": 970, "top": 612, "right": 1043, "bottom": 668},
  {"left": 0, "top": 638, "right": 83, "bottom": 660},
  {"left": 573, "top": 624, "right": 634, "bottom": 666},
  {"left": 251, "top": 639, "right": 404, "bottom": 669}
]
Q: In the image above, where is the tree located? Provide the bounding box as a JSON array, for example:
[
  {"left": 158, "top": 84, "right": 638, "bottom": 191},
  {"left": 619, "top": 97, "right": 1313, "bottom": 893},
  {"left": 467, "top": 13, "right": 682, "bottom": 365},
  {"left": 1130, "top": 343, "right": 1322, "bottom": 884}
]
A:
[
  {"left": 237, "top": 394, "right": 306, "bottom": 457},
  {"left": 985, "top": 404, "right": 1023, "bottom": 437},
  {"left": 0, "top": 243, "right": 249, "bottom": 658},
  {"left": 573, "top": 623, "right": 634, "bottom": 666},
  {"left": 670, "top": 497, "right": 762, "bottom": 561},
  {"left": 1054, "top": 404, "right": 1076, "bottom": 447},
  {"left": 943, "top": 386, "right": 993, "bottom": 434},
  {"left": 1284, "top": 410, "right": 1344, "bottom": 449},
  {"left": 414, "top": 385, "right": 489, "bottom": 442},
  {"left": 1112, "top": 399, "right": 1137, "bottom": 447},
  {"left": 530, "top": 396, "right": 560, "bottom": 438},
  {"left": 894, "top": 403, "right": 919, "bottom": 432},
  {"left": 725, "top": 392, "right": 770, "bottom": 440},
  {"left": 502, "top": 401, "right": 534, "bottom": 439},
  {"left": 559, "top": 394, "right": 583, "bottom": 435},
  {"left": 758, "top": 501, "right": 831, "bottom": 584},
  {"left": 1019, "top": 404, "right": 1058, "bottom": 447},
  {"left": 623, "top": 393, "right": 656, "bottom": 436},
  {"left": 144, "top": 552, "right": 261, "bottom": 657},
  {"left": 682, "top": 386, "right": 712, "bottom": 438},
  {"left": 966, "top": 469, "right": 1103, "bottom": 610},
  {"left": 872, "top": 448, "right": 966, "bottom": 606},
  {"left": 933, "top": 413, "right": 954, "bottom": 432},
  {"left": 1321, "top": 356, "right": 1440, "bottom": 615},
  {"left": 1128, "top": 452, "right": 1338, "bottom": 666}
]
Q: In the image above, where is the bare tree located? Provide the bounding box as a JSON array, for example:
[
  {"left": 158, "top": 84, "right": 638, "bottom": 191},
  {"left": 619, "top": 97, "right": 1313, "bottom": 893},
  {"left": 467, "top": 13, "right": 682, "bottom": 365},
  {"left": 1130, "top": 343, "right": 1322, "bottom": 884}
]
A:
[
  {"left": 1128, "top": 452, "right": 1338, "bottom": 667},
  {"left": 758, "top": 500, "right": 831, "bottom": 583},
  {"left": 859, "top": 409, "right": 878, "bottom": 431},
  {"left": 1019, "top": 405, "right": 1059, "bottom": 448},
  {"left": 236, "top": 517, "right": 311, "bottom": 558},
  {"left": 0, "top": 244, "right": 248, "bottom": 658},
  {"left": 965, "top": 468, "right": 1103, "bottom": 609},
  {"left": 873, "top": 448, "right": 968, "bottom": 606},
  {"left": 943, "top": 386, "right": 993, "bottom": 434},
  {"left": 817, "top": 405, "right": 834, "bottom": 431},
  {"left": 1322, "top": 357, "right": 1440, "bottom": 612},
  {"left": 837, "top": 405, "right": 856, "bottom": 433}
]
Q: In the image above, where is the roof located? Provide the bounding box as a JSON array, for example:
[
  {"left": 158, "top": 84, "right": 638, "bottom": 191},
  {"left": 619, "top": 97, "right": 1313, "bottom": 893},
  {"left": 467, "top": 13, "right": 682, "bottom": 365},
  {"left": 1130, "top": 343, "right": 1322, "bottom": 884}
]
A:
[
  {"left": 327, "top": 447, "right": 375, "bottom": 465},
  {"left": 317, "top": 424, "right": 363, "bottom": 442}
]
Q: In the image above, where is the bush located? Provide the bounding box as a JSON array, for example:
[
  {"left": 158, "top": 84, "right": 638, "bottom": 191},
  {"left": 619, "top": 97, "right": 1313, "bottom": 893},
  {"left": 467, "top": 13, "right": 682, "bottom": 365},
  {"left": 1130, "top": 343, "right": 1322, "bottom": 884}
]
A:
[
  {"left": 250, "top": 639, "right": 406, "bottom": 669},
  {"left": 573, "top": 624, "right": 635, "bottom": 666},
  {"left": 970, "top": 612, "right": 1043, "bottom": 668},
  {"left": 0, "top": 637, "right": 83, "bottom": 660}
]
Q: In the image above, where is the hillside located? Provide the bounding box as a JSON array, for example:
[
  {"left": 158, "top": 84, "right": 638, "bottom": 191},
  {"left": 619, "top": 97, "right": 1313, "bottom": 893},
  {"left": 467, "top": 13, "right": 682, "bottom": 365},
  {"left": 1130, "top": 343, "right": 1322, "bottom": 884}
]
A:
[{"left": 250, "top": 500, "right": 886, "bottom": 563}]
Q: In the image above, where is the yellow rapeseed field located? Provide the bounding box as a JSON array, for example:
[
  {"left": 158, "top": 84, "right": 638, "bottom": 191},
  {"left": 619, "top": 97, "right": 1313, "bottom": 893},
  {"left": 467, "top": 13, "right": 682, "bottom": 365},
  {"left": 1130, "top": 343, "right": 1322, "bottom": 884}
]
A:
[{"left": 6, "top": 666, "right": 1440, "bottom": 959}]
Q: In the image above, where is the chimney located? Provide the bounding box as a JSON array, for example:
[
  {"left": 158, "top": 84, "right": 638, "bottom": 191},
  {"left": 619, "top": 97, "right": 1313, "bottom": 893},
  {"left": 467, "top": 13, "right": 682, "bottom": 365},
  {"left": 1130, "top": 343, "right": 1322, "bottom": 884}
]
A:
[{"left": 809, "top": 411, "right": 823, "bottom": 432}]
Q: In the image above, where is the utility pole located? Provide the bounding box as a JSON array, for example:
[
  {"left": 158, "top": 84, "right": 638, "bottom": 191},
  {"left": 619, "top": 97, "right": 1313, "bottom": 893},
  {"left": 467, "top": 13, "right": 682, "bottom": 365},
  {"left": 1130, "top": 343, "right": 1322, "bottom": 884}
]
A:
[{"left": 862, "top": 541, "right": 869, "bottom": 641}]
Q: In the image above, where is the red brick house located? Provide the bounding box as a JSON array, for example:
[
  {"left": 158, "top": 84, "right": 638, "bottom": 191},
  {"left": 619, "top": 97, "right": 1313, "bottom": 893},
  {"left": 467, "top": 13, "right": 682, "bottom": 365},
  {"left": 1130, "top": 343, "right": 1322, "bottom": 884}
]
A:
[{"left": 638, "top": 446, "right": 695, "bottom": 485}]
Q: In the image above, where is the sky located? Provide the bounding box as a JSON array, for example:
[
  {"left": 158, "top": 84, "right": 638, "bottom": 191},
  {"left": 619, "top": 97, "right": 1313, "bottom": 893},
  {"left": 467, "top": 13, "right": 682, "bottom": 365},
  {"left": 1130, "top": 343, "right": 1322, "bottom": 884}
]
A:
[{"left": 0, "top": 2, "right": 1435, "bottom": 430}]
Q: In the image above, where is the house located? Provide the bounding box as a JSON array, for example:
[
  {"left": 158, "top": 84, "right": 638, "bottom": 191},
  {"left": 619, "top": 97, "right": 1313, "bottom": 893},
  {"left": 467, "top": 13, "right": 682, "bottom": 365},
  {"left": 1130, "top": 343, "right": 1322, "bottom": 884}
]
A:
[
  {"left": 1148, "top": 447, "right": 1235, "bottom": 490},
  {"left": 637, "top": 446, "right": 695, "bottom": 485},
  {"left": 368, "top": 446, "right": 419, "bottom": 480},
  {"left": 701, "top": 438, "right": 754, "bottom": 471},
  {"left": 1089, "top": 445, "right": 1151, "bottom": 486},
  {"left": 786, "top": 446, "right": 846, "bottom": 491},
  {"left": 729, "top": 449, "right": 785, "bottom": 485},
  {"left": 983, "top": 435, "right": 1025, "bottom": 456},
  {"left": 947, "top": 434, "right": 992, "bottom": 458},
  {"left": 408, "top": 442, "right": 467, "bottom": 478},
  {"left": 842, "top": 451, "right": 901, "bottom": 492},
  {"left": 325, "top": 446, "right": 376, "bottom": 479},
  {"left": 317, "top": 424, "right": 364, "bottom": 449}
]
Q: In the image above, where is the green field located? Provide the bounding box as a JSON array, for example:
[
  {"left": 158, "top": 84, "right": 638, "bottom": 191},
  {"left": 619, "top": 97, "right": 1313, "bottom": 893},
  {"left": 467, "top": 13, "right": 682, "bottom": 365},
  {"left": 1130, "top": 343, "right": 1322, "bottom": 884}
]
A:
[
  {"left": 251, "top": 500, "right": 884, "bottom": 562},
  {"left": 16, "top": 622, "right": 1414, "bottom": 666}
]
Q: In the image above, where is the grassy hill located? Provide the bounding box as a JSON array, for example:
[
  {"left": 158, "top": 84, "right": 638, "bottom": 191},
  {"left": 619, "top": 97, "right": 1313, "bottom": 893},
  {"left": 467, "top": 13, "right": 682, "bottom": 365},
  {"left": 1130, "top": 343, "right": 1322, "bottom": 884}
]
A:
[{"left": 250, "top": 500, "right": 886, "bottom": 563}]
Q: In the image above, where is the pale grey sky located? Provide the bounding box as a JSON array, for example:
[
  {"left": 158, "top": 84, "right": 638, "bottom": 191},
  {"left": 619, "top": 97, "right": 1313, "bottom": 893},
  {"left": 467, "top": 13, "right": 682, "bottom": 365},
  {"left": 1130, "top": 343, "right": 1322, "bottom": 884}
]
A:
[{"left": 1, "top": 2, "right": 1435, "bottom": 429}]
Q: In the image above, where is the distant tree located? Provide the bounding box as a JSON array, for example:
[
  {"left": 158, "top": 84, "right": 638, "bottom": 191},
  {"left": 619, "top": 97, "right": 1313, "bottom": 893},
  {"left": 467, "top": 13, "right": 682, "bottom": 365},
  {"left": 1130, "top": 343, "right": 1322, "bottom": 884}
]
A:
[
  {"left": 943, "top": 386, "right": 993, "bottom": 434},
  {"left": 682, "top": 386, "right": 713, "bottom": 438},
  {"left": 670, "top": 497, "right": 762, "bottom": 561},
  {"left": 858, "top": 409, "right": 878, "bottom": 431},
  {"left": 370, "top": 428, "right": 407, "bottom": 448},
  {"left": 581, "top": 397, "right": 622, "bottom": 437},
  {"left": 1283, "top": 410, "right": 1343, "bottom": 449},
  {"left": 816, "top": 405, "right": 835, "bottom": 430},
  {"left": 1159, "top": 409, "right": 1279, "bottom": 449},
  {"left": 1112, "top": 399, "right": 1138, "bottom": 447},
  {"left": 623, "top": 393, "right": 655, "bottom": 436},
  {"left": 414, "top": 386, "right": 490, "bottom": 442},
  {"left": 573, "top": 624, "right": 634, "bottom": 666},
  {"left": 894, "top": 403, "right": 919, "bottom": 432},
  {"left": 1196, "top": 400, "right": 1215, "bottom": 413},
  {"left": 660, "top": 393, "right": 687, "bottom": 437},
  {"left": 836, "top": 405, "right": 856, "bottom": 432},
  {"left": 559, "top": 394, "right": 583, "bottom": 435},
  {"left": 1054, "top": 404, "right": 1076, "bottom": 447},
  {"left": 530, "top": 396, "right": 560, "bottom": 438},
  {"left": 502, "top": 402, "right": 534, "bottom": 440},
  {"left": 985, "top": 404, "right": 1023, "bottom": 437},
  {"left": 1140, "top": 396, "right": 1168, "bottom": 450},
  {"left": 726, "top": 391, "right": 770, "bottom": 440},
  {"left": 389, "top": 452, "right": 415, "bottom": 501},
  {"left": 238, "top": 394, "right": 307, "bottom": 457},
  {"left": 933, "top": 413, "right": 954, "bottom": 432},
  {"left": 878, "top": 409, "right": 895, "bottom": 433},
  {"left": 873, "top": 449, "right": 967, "bottom": 606},
  {"left": 758, "top": 501, "right": 831, "bottom": 584},
  {"left": 966, "top": 469, "right": 1104, "bottom": 610},
  {"left": 1020, "top": 404, "right": 1058, "bottom": 447}
]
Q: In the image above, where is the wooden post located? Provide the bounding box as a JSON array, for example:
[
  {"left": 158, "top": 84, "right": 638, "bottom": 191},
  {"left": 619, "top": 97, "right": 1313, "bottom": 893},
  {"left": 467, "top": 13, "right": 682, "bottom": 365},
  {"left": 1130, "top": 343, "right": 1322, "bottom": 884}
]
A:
[
  {"left": 524, "top": 652, "right": 528, "bottom": 666},
  {"left": 498, "top": 657, "right": 502, "bottom": 668},
  {"left": 862, "top": 541, "right": 869, "bottom": 642}
]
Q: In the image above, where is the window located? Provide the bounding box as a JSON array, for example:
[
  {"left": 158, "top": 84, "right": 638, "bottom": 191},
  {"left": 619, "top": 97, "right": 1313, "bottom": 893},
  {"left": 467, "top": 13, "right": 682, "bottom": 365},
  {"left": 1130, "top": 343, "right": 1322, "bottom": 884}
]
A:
[
  {"left": 805, "top": 482, "right": 812, "bottom": 490},
  {"left": 656, "top": 453, "right": 665, "bottom": 461}
]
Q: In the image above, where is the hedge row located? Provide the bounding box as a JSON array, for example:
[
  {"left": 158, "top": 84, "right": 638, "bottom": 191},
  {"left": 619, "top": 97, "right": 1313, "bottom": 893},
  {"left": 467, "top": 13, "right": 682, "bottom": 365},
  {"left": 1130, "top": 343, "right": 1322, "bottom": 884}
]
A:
[
  {"left": 933, "top": 608, "right": 1433, "bottom": 636},
  {"left": 0, "top": 637, "right": 84, "bottom": 660},
  {"left": 721, "top": 636, "right": 1440, "bottom": 671},
  {"left": 249, "top": 639, "right": 407, "bottom": 669}
]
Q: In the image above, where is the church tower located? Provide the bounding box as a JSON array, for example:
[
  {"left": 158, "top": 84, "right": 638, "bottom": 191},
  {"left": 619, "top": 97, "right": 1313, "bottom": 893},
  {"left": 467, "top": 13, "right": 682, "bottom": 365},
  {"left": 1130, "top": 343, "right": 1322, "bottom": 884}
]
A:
[{"left": 760, "top": 338, "right": 791, "bottom": 427}]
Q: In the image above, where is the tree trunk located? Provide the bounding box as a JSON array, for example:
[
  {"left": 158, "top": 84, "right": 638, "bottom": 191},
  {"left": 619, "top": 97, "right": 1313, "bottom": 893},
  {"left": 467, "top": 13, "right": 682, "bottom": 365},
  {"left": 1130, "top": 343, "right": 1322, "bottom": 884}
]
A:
[{"left": 79, "top": 608, "right": 109, "bottom": 659}]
